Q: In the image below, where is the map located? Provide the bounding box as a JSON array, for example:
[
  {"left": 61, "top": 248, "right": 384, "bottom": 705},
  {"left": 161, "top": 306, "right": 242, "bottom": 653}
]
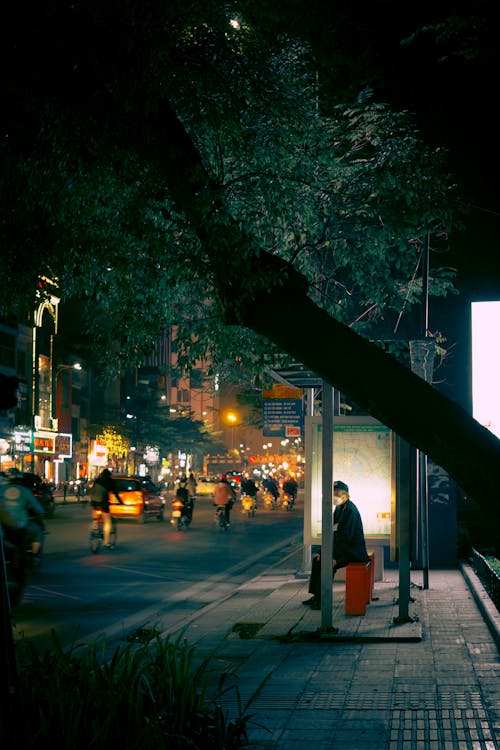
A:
[{"left": 305, "top": 417, "right": 392, "bottom": 543}]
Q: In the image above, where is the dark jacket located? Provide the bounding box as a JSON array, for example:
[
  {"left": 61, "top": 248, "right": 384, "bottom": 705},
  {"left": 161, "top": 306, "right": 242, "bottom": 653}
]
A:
[
  {"left": 241, "top": 479, "right": 258, "bottom": 498},
  {"left": 283, "top": 479, "right": 298, "bottom": 496},
  {"left": 333, "top": 498, "right": 369, "bottom": 568},
  {"left": 90, "top": 470, "right": 116, "bottom": 512}
]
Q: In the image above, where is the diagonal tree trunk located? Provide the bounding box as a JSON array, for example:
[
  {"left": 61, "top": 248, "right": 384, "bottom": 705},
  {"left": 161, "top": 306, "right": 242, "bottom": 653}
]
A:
[{"left": 145, "top": 103, "right": 500, "bottom": 531}]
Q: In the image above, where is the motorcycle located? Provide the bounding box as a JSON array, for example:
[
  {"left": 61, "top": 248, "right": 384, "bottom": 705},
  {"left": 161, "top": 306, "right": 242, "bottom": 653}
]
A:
[
  {"left": 263, "top": 491, "right": 279, "bottom": 510},
  {"left": 1, "top": 528, "right": 28, "bottom": 606},
  {"left": 215, "top": 505, "right": 230, "bottom": 531},
  {"left": 241, "top": 493, "right": 257, "bottom": 517},
  {"left": 1, "top": 516, "right": 46, "bottom": 604},
  {"left": 281, "top": 492, "right": 295, "bottom": 511},
  {"left": 26, "top": 516, "right": 47, "bottom": 572},
  {"left": 171, "top": 494, "right": 193, "bottom": 530}
]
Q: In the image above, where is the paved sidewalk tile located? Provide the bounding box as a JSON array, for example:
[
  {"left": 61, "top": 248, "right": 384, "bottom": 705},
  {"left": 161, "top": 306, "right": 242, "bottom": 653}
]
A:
[{"left": 176, "top": 556, "right": 500, "bottom": 749}]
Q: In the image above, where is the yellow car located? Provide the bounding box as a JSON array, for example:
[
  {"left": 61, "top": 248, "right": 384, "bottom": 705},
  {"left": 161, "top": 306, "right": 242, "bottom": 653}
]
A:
[
  {"left": 195, "top": 475, "right": 218, "bottom": 496},
  {"left": 109, "top": 476, "right": 165, "bottom": 523}
]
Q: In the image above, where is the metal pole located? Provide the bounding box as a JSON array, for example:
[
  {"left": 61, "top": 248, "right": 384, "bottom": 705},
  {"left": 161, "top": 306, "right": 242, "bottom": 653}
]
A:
[
  {"left": 421, "top": 231, "right": 430, "bottom": 588},
  {"left": 300, "top": 388, "right": 315, "bottom": 576},
  {"left": 395, "top": 435, "right": 412, "bottom": 623},
  {"left": 320, "top": 381, "right": 334, "bottom": 630},
  {"left": 420, "top": 450, "right": 430, "bottom": 589}
]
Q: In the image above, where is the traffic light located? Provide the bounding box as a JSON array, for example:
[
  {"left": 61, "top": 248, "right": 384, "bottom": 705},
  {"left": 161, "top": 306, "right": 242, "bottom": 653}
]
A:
[{"left": 0, "top": 374, "right": 19, "bottom": 410}]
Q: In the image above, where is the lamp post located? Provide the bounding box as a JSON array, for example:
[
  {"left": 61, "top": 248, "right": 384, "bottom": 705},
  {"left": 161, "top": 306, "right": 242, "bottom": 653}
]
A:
[
  {"left": 53, "top": 363, "right": 82, "bottom": 424},
  {"left": 52, "top": 363, "right": 82, "bottom": 482},
  {"left": 224, "top": 410, "right": 239, "bottom": 452}
]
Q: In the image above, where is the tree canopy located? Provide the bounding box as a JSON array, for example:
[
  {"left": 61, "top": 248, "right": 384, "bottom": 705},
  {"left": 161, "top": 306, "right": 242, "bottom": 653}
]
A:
[
  {"left": 1, "top": 1, "right": 499, "bottom": 549},
  {"left": 2, "top": 1, "right": 458, "bottom": 372}
]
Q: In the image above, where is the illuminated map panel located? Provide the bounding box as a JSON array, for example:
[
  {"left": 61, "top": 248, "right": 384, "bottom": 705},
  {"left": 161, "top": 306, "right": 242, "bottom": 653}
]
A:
[{"left": 305, "top": 416, "right": 392, "bottom": 544}]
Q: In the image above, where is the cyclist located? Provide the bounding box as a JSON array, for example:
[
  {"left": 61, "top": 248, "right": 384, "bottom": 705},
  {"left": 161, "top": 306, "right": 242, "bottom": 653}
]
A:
[{"left": 89, "top": 469, "right": 119, "bottom": 548}]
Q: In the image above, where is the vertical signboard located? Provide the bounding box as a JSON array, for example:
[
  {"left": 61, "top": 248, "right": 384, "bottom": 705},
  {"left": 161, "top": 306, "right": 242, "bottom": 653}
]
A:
[{"left": 262, "top": 384, "right": 303, "bottom": 438}]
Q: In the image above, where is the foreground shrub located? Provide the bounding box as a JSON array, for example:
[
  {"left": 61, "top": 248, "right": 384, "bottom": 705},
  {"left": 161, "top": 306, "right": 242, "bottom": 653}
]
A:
[{"left": 7, "top": 632, "right": 264, "bottom": 749}]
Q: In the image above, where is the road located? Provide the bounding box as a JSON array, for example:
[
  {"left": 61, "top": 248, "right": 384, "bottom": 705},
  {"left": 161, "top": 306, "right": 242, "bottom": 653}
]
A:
[{"left": 11, "top": 493, "right": 303, "bottom": 652}]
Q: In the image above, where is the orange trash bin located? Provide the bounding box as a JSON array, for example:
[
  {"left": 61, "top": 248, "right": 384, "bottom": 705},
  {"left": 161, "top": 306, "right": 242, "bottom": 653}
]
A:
[{"left": 345, "top": 561, "right": 372, "bottom": 615}]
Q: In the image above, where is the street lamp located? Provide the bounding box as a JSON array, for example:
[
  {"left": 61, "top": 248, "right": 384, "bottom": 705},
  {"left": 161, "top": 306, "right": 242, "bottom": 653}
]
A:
[
  {"left": 57, "top": 362, "right": 82, "bottom": 375},
  {"left": 53, "top": 362, "right": 82, "bottom": 420},
  {"left": 51, "top": 362, "right": 83, "bottom": 483},
  {"left": 224, "top": 410, "right": 239, "bottom": 451}
]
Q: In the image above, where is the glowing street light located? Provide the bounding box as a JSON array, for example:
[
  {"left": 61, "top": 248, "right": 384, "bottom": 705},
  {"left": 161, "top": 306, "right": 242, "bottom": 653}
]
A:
[
  {"left": 224, "top": 410, "right": 239, "bottom": 450},
  {"left": 56, "top": 362, "right": 82, "bottom": 376}
]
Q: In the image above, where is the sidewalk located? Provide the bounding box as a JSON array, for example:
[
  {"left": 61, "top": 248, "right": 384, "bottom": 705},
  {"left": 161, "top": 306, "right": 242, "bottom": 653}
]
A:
[{"left": 160, "top": 543, "right": 500, "bottom": 749}]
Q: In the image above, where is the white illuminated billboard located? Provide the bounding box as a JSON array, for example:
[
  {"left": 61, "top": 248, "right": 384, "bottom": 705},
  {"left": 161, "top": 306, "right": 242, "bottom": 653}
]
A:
[
  {"left": 304, "top": 416, "right": 392, "bottom": 544},
  {"left": 471, "top": 301, "right": 500, "bottom": 439}
]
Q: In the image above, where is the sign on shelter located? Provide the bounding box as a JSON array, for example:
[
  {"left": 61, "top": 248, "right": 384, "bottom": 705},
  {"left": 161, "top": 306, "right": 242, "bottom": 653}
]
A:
[{"left": 263, "top": 384, "right": 303, "bottom": 438}]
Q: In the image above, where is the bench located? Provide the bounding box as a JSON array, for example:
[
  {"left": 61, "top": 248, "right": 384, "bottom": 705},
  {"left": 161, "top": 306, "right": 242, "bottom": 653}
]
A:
[{"left": 344, "top": 553, "right": 375, "bottom": 616}]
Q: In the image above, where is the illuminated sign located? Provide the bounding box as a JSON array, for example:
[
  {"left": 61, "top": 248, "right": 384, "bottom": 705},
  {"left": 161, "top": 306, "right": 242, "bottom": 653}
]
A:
[
  {"left": 471, "top": 301, "right": 500, "bottom": 438},
  {"left": 55, "top": 433, "right": 72, "bottom": 458},
  {"left": 34, "top": 433, "right": 55, "bottom": 453},
  {"left": 305, "top": 416, "right": 392, "bottom": 544},
  {"left": 90, "top": 440, "right": 107, "bottom": 466},
  {"left": 263, "top": 384, "right": 303, "bottom": 438},
  {"left": 14, "top": 429, "right": 32, "bottom": 453}
]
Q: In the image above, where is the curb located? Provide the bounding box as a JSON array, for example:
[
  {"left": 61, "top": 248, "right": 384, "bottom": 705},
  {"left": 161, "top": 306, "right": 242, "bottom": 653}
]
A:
[{"left": 460, "top": 561, "right": 500, "bottom": 652}]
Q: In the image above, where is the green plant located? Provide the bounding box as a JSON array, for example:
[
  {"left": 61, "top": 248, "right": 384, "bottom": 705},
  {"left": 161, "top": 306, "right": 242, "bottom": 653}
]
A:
[{"left": 8, "top": 631, "right": 267, "bottom": 749}]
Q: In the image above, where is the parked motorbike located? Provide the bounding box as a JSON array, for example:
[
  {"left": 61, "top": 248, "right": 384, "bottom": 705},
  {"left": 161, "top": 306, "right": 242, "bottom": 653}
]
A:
[
  {"left": 171, "top": 491, "right": 193, "bottom": 531},
  {"left": 241, "top": 493, "right": 257, "bottom": 517}
]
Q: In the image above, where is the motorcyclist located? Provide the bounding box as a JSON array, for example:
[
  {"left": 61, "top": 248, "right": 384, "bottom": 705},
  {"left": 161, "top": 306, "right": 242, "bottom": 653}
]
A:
[
  {"left": 241, "top": 475, "right": 259, "bottom": 504},
  {"left": 186, "top": 471, "right": 197, "bottom": 503},
  {"left": 263, "top": 475, "right": 280, "bottom": 503},
  {"left": 282, "top": 475, "right": 298, "bottom": 505},
  {"left": 174, "top": 483, "right": 194, "bottom": 523},
  {"left": 213, "top": 474, "right": 236, "bottom": 524},
  {"left": 0, "top": 473, "right": 46, "bottom": 592}
]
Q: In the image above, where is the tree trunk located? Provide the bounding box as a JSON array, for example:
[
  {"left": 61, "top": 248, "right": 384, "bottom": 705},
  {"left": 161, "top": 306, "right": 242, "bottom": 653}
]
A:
[{"left": 146, "top": 103, "right": 500, "bottom": 539}]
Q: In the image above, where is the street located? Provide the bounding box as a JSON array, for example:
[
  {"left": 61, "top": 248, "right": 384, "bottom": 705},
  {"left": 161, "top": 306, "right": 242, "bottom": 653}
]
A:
[{"left": 11, "top": 493, "right": 303, "bottom": 652}]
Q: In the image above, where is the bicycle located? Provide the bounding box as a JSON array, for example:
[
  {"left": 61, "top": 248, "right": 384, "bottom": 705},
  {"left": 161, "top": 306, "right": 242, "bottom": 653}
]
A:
[{"left": 89, "top": 508, "right": 117, "bottom": 553}]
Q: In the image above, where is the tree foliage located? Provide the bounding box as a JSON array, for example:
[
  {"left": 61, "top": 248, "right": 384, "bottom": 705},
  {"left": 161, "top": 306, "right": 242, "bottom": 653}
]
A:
[
  {"left": 1, "top": 1, "right": 499, "bottom": 541},
  {"left": 1, "top": 0, "right": 459, "bottom": 377},
  {"left": 122, "top": 392, "right": 225, "bottom": 458}
]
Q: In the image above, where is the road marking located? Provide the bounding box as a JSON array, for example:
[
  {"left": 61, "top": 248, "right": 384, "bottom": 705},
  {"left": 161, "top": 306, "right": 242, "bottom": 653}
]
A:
[
  {"left": 83, "top": 533, "right": 301, "bottom": 645},
  {"left": 103, "top": 566, "right": 171, "bottom": 579},
  {"left": 25, "top": 586, "right": 83, "bottom": 601}
]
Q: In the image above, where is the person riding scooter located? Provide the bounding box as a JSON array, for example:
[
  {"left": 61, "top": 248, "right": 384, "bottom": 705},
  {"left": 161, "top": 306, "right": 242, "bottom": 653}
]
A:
[
  {"left": 174, "top": 484, "right": 194, "bottom": 523},
  {"left": 1, "top": 473, "right": 46, "bottom": 602},
  {"left": 282, "top": 476, "right": 298, "bottom": 507}
]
